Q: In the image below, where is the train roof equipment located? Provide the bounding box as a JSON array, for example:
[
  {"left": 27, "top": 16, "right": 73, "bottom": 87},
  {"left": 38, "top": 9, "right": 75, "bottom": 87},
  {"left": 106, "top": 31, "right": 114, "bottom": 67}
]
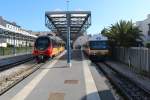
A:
[{"left": 89, "top": 34, "right": 108, "bottom": 41}]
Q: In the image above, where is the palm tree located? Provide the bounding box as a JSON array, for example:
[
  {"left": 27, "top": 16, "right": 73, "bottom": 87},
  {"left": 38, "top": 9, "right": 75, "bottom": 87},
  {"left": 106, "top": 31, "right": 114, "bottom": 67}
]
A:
[{"left": 101, "top": 20, "right": 143, "bottom": 47}]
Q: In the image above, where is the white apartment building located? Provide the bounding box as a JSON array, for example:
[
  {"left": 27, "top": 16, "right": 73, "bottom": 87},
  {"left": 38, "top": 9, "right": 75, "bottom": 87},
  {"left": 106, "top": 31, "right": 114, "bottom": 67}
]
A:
[
  {"left": 136, "top": 14, "right": 150, "bottom": 42},
  {"left": 0, "top": 16, "right": 36, "bottom": 47}
]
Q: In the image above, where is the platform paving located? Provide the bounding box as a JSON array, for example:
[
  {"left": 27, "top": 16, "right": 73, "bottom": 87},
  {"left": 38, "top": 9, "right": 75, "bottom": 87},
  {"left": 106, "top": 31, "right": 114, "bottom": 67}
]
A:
[
  {"left": 88, "top": 62, "right": 115, "bottom": 100},
  {"left": 0, "top": 50, "right": 114, "bottom": 100}
]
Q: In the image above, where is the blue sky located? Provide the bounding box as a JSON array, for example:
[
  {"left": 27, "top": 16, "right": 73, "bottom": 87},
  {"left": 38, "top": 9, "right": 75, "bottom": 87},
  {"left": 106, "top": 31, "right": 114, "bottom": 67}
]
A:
[{"left": 0, "top": 0, "right": 150, "bottom": 34}]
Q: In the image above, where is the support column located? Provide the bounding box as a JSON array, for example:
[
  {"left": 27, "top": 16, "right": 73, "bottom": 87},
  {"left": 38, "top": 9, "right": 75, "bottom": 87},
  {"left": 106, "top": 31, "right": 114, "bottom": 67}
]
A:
[{"left": 67, "top": 12, "right": 71, "bottom": 67}]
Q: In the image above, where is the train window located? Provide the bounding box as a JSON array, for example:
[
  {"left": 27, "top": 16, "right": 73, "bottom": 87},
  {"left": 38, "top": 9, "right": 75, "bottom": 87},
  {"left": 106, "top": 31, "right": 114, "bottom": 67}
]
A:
[
  {"left": 35, "top": 37, "right": 50, "bottom": 50},
  {"left": 89, "top": 41, "right": 108, "bottom": 50},
  {"left": 52, "top": 40, "right": 58, "bottom": 48},
  {"left": 51, "top": 40, "right": 54, "bottom": 47}
]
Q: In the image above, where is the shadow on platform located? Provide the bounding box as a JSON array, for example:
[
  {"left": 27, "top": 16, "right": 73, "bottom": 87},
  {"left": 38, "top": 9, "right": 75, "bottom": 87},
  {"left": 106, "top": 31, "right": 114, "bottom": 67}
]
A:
[{"left": 81, "top": 90, "right": 115, "bottom": 100}]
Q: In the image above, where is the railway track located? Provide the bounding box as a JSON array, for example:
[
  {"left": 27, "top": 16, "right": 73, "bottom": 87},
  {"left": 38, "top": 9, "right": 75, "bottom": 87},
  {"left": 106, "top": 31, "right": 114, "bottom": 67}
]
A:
[
  {"left": 95, "top": 62, "right": 150, "bottom": 100},
  {"left": 0, "top": 62, "right": 44, "bottom": 95},
  {"left": 0, "top": 54, "right": 34, "bottom": 71},
  {"left": 0, "top": 54, "right": 41, "bottom": 95},
  {"left": 0, "top": 52, "right": 64, "bottom": 95}
]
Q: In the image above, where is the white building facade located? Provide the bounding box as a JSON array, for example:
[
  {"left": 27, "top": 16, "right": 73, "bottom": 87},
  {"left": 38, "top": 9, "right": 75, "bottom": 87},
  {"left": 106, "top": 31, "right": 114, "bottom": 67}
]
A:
[
  {"left": 0, "top": 16, "right": 36, "bottom": 47},
  {"left": 136, "top": 14, "right": 150, "bottom": 42}
]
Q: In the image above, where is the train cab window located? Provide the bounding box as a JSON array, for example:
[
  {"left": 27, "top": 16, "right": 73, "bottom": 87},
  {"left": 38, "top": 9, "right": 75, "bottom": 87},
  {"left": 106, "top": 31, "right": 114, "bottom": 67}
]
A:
[
  {"left": 35, "top": 37, "right": 50, "bottom": 50},
  {"left": 89, "top": 41, "right": 108, "bottom": 50}
]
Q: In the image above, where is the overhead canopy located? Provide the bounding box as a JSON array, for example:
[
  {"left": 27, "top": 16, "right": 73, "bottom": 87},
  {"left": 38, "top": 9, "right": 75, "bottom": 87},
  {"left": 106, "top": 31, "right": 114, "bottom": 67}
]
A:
[{"left": 45, "top": 11, "right": 91, "bottom": 41}]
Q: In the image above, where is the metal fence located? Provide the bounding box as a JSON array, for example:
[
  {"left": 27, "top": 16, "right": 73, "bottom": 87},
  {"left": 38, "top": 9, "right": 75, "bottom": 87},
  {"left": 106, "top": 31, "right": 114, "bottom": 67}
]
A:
[
  {"left": 0, "top": 47, "right": 33, "bottom": 56},
  {"left": 113, "top": 47, "right": 150, "bottom": 76}
]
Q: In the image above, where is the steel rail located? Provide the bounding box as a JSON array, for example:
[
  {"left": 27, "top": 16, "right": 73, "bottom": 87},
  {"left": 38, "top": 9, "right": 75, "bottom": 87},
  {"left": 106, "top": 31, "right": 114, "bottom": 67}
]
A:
[{"left": 95, "top": 62, "right": 150, "bottom": 100}]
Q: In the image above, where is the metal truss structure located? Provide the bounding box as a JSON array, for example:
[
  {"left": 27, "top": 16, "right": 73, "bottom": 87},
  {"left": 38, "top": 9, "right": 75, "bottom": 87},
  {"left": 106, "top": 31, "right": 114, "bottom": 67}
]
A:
[
  {"left": 45, "top": 11, "right": 91, "bottom": 67},
  {"left": 45, "top": 11, "right": 91, "bottom": 41}
]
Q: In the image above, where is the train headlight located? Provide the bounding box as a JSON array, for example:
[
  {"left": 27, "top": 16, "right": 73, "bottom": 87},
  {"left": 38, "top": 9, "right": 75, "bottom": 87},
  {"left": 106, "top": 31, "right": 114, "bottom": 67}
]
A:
[{"left": 93, "top": 52, "right": 96, "bottom": 55}]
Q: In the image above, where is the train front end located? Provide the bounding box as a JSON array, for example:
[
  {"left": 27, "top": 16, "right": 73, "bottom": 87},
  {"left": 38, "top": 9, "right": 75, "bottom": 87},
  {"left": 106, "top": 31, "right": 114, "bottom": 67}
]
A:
[
  {"left": 32, "top": 36, "right": 52, "bottom": 62},
  {"left": 88, "top": 40, "right": 110, "bottom": 59}
]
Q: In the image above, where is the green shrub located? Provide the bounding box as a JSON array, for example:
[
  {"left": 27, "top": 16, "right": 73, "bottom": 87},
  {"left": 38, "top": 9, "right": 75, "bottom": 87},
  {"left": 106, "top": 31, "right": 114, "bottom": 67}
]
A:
[
  {"left": 7, "top": 43, "right": 14, "bottom": 47},
  {"left": 146, "top": 42, "right": 150, "bottom": 48}
]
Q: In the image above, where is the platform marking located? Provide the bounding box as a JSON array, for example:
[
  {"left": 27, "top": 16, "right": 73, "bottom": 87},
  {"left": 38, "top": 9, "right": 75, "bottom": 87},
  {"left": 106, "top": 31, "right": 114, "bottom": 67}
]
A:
[
  {"left": 11, "top": 51, "right": 66, "bottom": 100},
  {"left": 82, "top": 52, "right": 101, "bottom": 100},
  {"left": 64, "top": 80, "right": 79, "bottom": 84},
  {"left": 48, "top": 92, "right": 65, "bottom": 100}
]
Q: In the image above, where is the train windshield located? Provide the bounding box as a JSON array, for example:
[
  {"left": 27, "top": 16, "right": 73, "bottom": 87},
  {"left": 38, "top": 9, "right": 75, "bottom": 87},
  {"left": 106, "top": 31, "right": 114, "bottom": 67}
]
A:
[
  {"left": 35, "top": 37, "right": 50, "bottom": 50},
  {"left": 89, "top": 41, "right": 108, "bottom": 50}
]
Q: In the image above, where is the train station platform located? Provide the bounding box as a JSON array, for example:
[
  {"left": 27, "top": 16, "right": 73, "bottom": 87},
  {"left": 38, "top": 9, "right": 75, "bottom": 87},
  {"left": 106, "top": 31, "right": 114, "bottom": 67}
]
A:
[{"left": 0, "top": 50, "right": 115, "bottom": 100}]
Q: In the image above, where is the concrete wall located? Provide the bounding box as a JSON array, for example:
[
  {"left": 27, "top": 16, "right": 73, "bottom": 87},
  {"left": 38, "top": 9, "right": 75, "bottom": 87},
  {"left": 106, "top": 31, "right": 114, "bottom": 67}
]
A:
[{"left": 113, "top": 47, "right": 150, "bottom": 76}]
